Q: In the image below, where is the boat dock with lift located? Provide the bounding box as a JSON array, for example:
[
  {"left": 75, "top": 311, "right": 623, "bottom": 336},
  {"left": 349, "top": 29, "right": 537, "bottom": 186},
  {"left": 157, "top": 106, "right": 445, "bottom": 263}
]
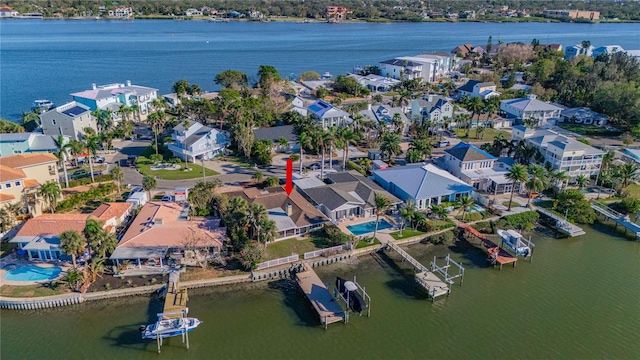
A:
[
  {"left": 459, "top": 224, "right": 519, "bottom": 269},
  {"left": 591, "top": 201, "right": 640, "bottom": 239},
  {"left": 294, "top": 262, "right": 346, "bottom": 329},
  {"left": 382, "top": 242, "right": 464, "bottom": 301},
  {"left": 497, "top": 229, "right": 535, "bottom": 260},
  {"left": 535, "top": 207, "right": 586, "bottom": 237}
]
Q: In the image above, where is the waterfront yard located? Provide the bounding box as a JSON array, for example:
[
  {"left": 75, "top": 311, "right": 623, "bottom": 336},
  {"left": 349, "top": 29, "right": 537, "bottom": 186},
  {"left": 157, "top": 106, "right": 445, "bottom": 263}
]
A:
[
  {"left": 453, "top": 127, "right": 510, "bottom": 142},
  {"left": 135, "top": 156, "right": 219, "bottom": 180},
  {"left": 0, "top": 282, "right": 71, "bottom": 298},
  {"left": 265, "top": 237, "right": 329, "bottom": 260},
  {"left": 390, "top": 229, "right": 425, "bottom": 240},
  {"left": 556, "top": 123, "right": 622, "bottom": 137}
]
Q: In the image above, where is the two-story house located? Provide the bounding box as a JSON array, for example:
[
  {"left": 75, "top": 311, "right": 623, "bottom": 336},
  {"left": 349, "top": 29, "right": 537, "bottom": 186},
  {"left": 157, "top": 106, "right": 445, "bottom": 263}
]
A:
[
  {"left": 592, "top": 45, "right": 625, "bottom": 58},
  {"left": 379, "top": 58, "right": 423, "bottom": 80},
  {"left": 439, "top": 142, "right": 516, "bottom": 195},
  {"left": 410, "top": 94, "right": 454, "bottom": 124},
  {"left": 0, "top": 153, "right": 59, "bottom": 216},
  {"left": 511, "top": 126, "right": 604, "bottom": 180},
  {"left": 500, "top": 95, "right": 563, "bottom": 127},
  {"left": 457, "top": 80, "right": 500, "bottom": 99},
  {"left": 348, "top": 73, "right": 399, "bottom": 92},
  {"left": 360, "top": 104, "right": 410, "bottom": 133},
  {"left": 168, "top": 120, "right": 230, "bottom": 162},
  {"left": 0, "top": 133, "right": 63, "bottom": 156},
  {"left": 565, "top": 44, "right": 595, "bottom": 59},
  {"left": 307, "top": 100, "right": 351, "bottom": 129},
  {"left": 71, "top": 81, "right": 159, "bottom": 122},
  {"left": 40, "top": 102, "right": 97, "bottom": 141}
]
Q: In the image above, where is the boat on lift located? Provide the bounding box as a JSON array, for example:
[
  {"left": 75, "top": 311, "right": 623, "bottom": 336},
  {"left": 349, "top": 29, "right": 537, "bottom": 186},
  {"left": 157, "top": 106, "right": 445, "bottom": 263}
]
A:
[
  {"left": 140, "top": 316, "right": 202, "bottom": 340},
  {"left": 32, "top": 100, "right": 55, "bottom": 113},
  {"left": 336, "top": 277, "right": 366, "bottom": 314},
  {"left": 497, "top": 229, "right": 533, "bottom": 257}
]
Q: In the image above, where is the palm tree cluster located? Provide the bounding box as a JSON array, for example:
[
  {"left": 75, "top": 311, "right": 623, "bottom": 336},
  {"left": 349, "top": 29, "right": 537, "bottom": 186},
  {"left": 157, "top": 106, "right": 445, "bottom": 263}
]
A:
[{"left": 215, "top": 196, "right": 277, "bottom": 254}]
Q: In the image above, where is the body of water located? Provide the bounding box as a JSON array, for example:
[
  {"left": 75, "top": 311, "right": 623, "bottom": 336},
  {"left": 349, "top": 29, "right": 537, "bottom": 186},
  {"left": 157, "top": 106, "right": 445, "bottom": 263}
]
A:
[
  {"left": 1, "top": 20, "right": 640, "bottom": 120},
  {"left": 1, "top": 223, "right": 639, "bottom": 359}
]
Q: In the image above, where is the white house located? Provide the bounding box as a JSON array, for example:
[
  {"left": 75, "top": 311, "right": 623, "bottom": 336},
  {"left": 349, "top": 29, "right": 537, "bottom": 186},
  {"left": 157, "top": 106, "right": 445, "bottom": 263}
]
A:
[
  {"left": 360, "top": 104, "right": 409, "bottom": 134},
  {"left": 565, "top": 44, "right": 595, "bottom": 59},
  {"left": 185, "top": 8, "right": 203, "bottom": 16},
  {"left": 71, "top": 81, "right": 159, "bottom": 122},
  {"left": 457, "top": 80, "right": 500, "bottom": 99},
  {"left": 168, "top": 120, "right": 230, "bottom": 162},
  {"left": 511, "top": 126, "right": 604, "bottom": 179},
  {"left": 560, "top": 107, "right": 609, "bottom": 127},
  {"left": 348, "top": 73, "right": 399, "bottom": 92},
  {"left": 307, "top": 100, "right": 350, "bottom": 128},
  {"left": 500, "top": 95, "right": 563, "bottom": 127},
  {"left": 592, "top": 45, "right": 624, "bottom": 58},
  {"left": 108, "top": 6, "right": 132, "bottom": 17},
  {"left": 410, "top": 94, "right": 455, "bottom": 124},
  {"left": 0, "top": 6, "right": 18, "bottom": 17},
  {"left": 40, "top": 102, "right": 97, "bottom": 141},
  {"left": 379, "top": 58, "right": 424, "bottom": 80}
]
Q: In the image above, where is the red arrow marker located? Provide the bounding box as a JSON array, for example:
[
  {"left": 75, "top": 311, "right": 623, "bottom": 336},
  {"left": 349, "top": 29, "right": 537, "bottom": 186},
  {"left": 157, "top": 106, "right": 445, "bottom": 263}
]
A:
[{"left": 285, "top": 158, "right": 293, "bottom": 196}]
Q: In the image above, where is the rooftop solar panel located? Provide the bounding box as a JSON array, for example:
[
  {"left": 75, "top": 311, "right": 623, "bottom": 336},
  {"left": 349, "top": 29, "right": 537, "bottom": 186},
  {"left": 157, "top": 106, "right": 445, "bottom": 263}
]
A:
[{"left": 61, "top": 106, "right": 88, "bottom": 117}]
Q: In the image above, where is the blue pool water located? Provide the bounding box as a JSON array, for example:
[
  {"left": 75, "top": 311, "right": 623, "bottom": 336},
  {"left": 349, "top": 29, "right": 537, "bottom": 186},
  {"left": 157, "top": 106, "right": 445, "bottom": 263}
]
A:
[
  {"left": 347, "top": 219, "right": 393, "bottom": 236},
  {"left": 3, "top": 265, "right": 62, "bottom": 281}
]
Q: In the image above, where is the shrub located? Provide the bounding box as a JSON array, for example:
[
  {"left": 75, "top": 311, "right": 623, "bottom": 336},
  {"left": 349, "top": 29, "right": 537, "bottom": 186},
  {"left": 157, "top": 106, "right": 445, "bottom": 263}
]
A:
[
  {"left": 65, "top": 174, "right": 113, "bottom": 188},
  {"left": 324, "top": 225, "right": 354, "bottom": 246},
  {"left": 263, "top": 176, "right": 280, "bottom": 187},
  {"left": 105, "top": 283, "right": 111, "bottom": 291},
  {"left": 555, "top": 190, "right": 596, "bottom": 224},
  {"left": 346, "top": 160, "right": 366, "bottom": 175},
  {"left": 617, "top": 197, "right": 640, "bottom": 215},
  {"left": 424, "top": 231, "right": 455, "bottom": 245},
  {"left": 494, "top": 211, "right": 540, "bottom": 231}
]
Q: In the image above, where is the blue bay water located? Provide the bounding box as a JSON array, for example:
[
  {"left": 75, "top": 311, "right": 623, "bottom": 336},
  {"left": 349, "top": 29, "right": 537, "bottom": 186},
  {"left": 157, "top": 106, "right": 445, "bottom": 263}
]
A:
[{"left": 1, "top": 19, "right": 639, "bottom": 120}]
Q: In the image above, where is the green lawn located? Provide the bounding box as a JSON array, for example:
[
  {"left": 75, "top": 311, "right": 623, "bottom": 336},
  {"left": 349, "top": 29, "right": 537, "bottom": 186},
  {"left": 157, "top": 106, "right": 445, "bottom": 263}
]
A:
[
  {"left": 136, "top": 156, "right": 219, "bottom": 180},
  {"left": 625, "top": 184, "right": 640, "bottom": 198},
  {"left": 355, "top": 238, "right": 381, "bottom": 249},
  {"left": 390, "top": 229, "right": 425, "bottom": 240},
  {"left": 429, "top": 219, "right": 456, "bottom": 231},
  {"left": 265, "top": 236, "right": 330, "bottom": 260},
  {"left": 454, "top": 127, "right": 510, "bottom": 143},
  {"left": 556, "top": 123, "right": 622, "bottom": 137},
  {"left": 502, "top": 200, "right": 522, "bottom": 208},
  {"left": 0, "top": 282, "right": 70, "bottom": 297}
]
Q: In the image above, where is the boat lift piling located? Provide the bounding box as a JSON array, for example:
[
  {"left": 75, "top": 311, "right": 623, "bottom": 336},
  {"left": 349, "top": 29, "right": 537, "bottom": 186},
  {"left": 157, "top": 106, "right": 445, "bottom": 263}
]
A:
[
  {"left": 334, "top": 276, "right": 371, "bottom": 323},
  {"left": 154, "top": 309, "right": 190, "bottom": 353},
  {"left": 430, "top": 255, "right": 465, "bottom": 287}
]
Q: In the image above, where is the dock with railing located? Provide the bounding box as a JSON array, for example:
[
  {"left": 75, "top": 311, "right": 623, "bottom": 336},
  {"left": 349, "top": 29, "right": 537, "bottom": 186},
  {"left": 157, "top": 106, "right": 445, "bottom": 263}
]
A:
[
  {"left": 294, "top": 262, "right": 345, "bottom": 328},
  {"left": 591, "top": 201, "right": 640, "bottom": 239},
  {"left": 163, "top": 271, "right": 188, "bottom": 318},
  {"left": 459, "top": 224, "right": 518, "bottom": 269},
  {"left": 535, "top": 207, "right": 586, "bottom": 237}
]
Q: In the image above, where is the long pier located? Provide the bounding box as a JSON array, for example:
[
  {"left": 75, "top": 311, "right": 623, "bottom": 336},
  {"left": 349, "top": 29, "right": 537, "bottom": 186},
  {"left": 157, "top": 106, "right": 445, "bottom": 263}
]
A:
[
  {"left": 459, "top": 224, "right": 517, "bottom": 269},
  {"left": 591, "top": 201, "right": 640, "bottom": 239},
  {"left": 294, "top": 262, "right": 345, "bottom": 328},
  {"left": 383, "top": 242, "right": 463, "bottom": 300},
  {"left": 535, "top": 207, "right": 586, "bottom": 237},
  {"left": 163, "top": 271, "right": 188, "bottom": 318}
]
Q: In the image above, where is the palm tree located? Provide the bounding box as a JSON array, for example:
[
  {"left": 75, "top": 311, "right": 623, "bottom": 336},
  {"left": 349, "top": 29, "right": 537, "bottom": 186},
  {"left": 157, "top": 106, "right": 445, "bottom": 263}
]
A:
[
  {"left": 338, "top": 127, "right": 356, "bottom": 171},
  {"left": 110, "top": 166, "right": 124, "bottom": 193},
  {"left": 430, "top": 204, "right": 449, "bottom": 230},
  {"left": 398, "top": 204, "right": 413, "bottom": 237},
  {"left": 84, "top": 136, "right": 100, "bottom": 183},
  {"left": 142, "top": 175, "right": 157, "bottom": 200},
  {"left": 247, "top": 203, "right": 268, "bottom": 247},
  {"left": 59, "top": 230, "right": 86, "bottom": 267},
  {"left": 54, "top": 135, "right": 71, "bottom": 188},
  {"left": 371, "top": 194, "right": 392, "bottom": 242},
  {"left": 550, "top": 170, "right": 569, "bottom": 191},
  {"left": 380, "top": 131, "right": 402, "bottom": 161},
  {"left": 526, "top": 164, "right": 548, "bottom": 206},
  {"left": 68, "top": 139, "right": 85, "bottom": 167},
  {"left": 38, "top": 181, "right": 62, "bottom": 213},
  {"left": 147, "top": 110, "right": 167, "bottom": 155},
  {"left": 506, "top": 164, "right": 528, "bottom": 211},
  {"left": 252, "top": 170, "right": 264, "bottom": 183},
  {"left": 277, "top": 137, "right": 290, "bottom": 152},
  {"left": 89, "top": 229, "right": 118, "bottom": 260},
  {"left": 464, "top": 96, "right": 484, "bottom": 137},
  {"left": 616, "top": 162, "right": 639, "bottom": 188},
  {"left": 575, "top": 174, "right": 589, "bottom": 190},
  {"left": 298, "top": 131, "right": 312, "bottom": 174},
  {"left": 315, "top": 128, "right": 332, "bottom": 179},
  {"left": 456, "top": 195, "right": 476, "bottom": 221}
]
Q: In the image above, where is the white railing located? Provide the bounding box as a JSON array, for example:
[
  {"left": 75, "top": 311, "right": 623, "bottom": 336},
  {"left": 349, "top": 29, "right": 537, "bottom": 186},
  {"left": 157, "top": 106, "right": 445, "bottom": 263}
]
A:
[
  {"left": 255, "top": 254, "right": 299, "bottom": 270},
  {"left": 303, "top": 245, "right": 345, "bottom": 259}
]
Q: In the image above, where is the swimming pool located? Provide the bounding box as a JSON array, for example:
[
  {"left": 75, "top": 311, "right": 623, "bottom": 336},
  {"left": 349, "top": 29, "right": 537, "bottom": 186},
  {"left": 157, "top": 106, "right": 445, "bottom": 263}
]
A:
[
  {"left": 2, "top": 265, "right": 62, "bottom": 282},
  {"left": 347, "top": 219, "right": 393, "bottom": 236}
]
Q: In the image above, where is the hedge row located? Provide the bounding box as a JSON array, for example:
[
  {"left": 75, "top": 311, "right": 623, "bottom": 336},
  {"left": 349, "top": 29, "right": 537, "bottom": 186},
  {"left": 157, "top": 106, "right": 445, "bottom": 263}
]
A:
[
  {"left": 346, "top": 160, "right": 366, "bottom": 176},
  {"left": 64, "top": 174, "right": 113, "bottom": 188}
]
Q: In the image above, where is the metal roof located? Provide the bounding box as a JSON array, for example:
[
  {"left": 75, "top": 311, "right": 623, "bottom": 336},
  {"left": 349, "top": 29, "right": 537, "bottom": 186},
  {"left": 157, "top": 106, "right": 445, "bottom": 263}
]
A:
[
  {"left": 110, "top": 246, "right": 168, "bottom": 260},
  {"left": 374, "top": 163, "right": 475, "bottom": 200}
]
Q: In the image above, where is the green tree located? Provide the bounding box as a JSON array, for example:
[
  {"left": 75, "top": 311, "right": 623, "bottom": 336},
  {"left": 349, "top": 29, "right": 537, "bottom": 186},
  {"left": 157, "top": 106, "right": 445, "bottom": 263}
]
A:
[
  {"left": 0, "top": 118, "right": 25, "bottom": 133},
  {"left": 299, "top": 71, "right": 321, "bottom": 81},
  {"left": 526, "top": 164, "right": 548, "bottom": 206},
  {"left": 506, "top": 164, "right": 528, "bottom": 211},
  {"left": 298, "top": 131, "right": 313, "bottom": 174},
  {"left": 240, "top": 241, "right": 264, "bottom": 270},
  {"left": 110, "top": 166, "right": 124, "bottom": 193},
  {"left": 142, "top": 175, "right": 157, "bottom": 199},
  {"left": 59, "top": 230, "right": 86, "bottom": 267},
  {"left": 54, "top": 135, "right": 71, "bottom": 188},
  {"left": 380, "top": 131, "right": 402, "bottom": 161},
  {"left": 252, "top": 170, "right": 264, "bottom": 183},
  {"left": 20, "top": 111, "right": 40, "bottom": 132},
  {"left": 147, "top": 110, "right": 168, "bottom": 155},
  {"left": 371, "top": 194, "right": 392, "bottom": 242},
  {"left": 38, "top": 181, "right": 62, "bottom": 213},
  {"left": 615, "top": 162, "right": 639, "bottom": 188},
  {"left": 85, "top": 135, "right": 101, "bottom": 183},
  {"left": 456, "top": 195, "right": 476, "bottom": 221},
  {"left": 575, "top": 174, "right": 589, "bottom": 190},
  {"left": 89, "top": 229, "right": 118, "bottom": 260},
  {"left": 430, "top": 204, "right": 450, "bottom": 230},
  {"left": 215, "top": 69, "right": 249, "bottom": 89},
  {"left": 555, "top": 189, "right": 597, "bottom": 224}
]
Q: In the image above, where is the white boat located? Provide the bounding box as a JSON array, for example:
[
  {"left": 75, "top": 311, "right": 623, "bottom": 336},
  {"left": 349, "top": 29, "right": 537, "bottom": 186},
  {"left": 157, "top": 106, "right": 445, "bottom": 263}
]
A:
[
  {"left": 140, "top": 317, "right": 202, "bottom": 339},
  {"left": 32, "top": 99, "right": 55, "bottom": 113},
  {"left": 497, "top": 229, "right": 533, "bottom": 257}
]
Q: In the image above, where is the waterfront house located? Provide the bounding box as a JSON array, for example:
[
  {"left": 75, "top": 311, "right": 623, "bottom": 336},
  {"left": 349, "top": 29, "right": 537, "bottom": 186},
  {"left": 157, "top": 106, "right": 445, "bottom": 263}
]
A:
[
  {"left": 110, "top": 202, "right": 226, "bottom": 268},
  {"left": 499, "top": 95, "right": 563, "bottom": 127},
  {"left": 543, "top": 9, "right": 599, "bottom": 20},
  {"left": 108, "top": 6, "right": 132, "bottom": 17},
  {"left": 71, "top": 81, "right": 159, "bottom": 122},
  {"left": 0, "top": 153, "right": 59, "bottom": 216},
  {"left": 224, "top": 186, "right": 329, "bottom": 240},
  {"left": 379, "top": 58, "right": 423, "bottom": 81},
  {"left": 285, "top": 95, "right": 308, "bottom": 116},
  {"left": 0, "top": 6, "right": 18, "bottom": 17},
  {"left": 380, "top": 56, "right": 451, "bottom": 83},
  {"left": 168, "top": 120, "right": 230, "bottom": 163},
  {"left": 439, "top": 142, "right": 516, "bottom": 195},
  {"left": 324, "top": 6, "right": 349, "bottom": 19},
  {"left": 457, "top": 80, "right": 500, "bottom": 99},
  {"left": 410, "top": 94, "right": 454, "bottom": 124},
  {"left": 185, "top": 8, "right": 203, "bottom": 16},
  {"left": 348, "top": 73, "right": 399, "bottom": 92},
  {"left": 40, "top": 102, "right": 97, "bottom": 141},
  {"left": 360, "top": 104, "right": 409, "bottom": 133},
  {"left": 511, "top": 126, "right": 604, "bottom": 179},
  {"left": 592, "top": 45, "right": 625, "bottom": 58},
  {"left": 451, "top": 44, "right": 473, "bottom": 57},
  {"left": 373, "top": 163, "right": 475, "bottom": 210},
  {"left": 0, "top": 133, "right": 63, "bottom": 156},
  {"left": 308, "top": 100, "right": 351, "bottom": 129},
  {"left": 565, "top": 44, "right": 595, "bottom": 59},
  {"left": 253, "top": 125, "right": 299, "bottom": 153},
  {"left": 299, "top": 171, "right": 401, "bottom": 221},
  {"left": 9, "top": 214, "right": 88, "bottom": 261},
  {"left": 560, "top": 107, "right": 609, "bottom": 127}
]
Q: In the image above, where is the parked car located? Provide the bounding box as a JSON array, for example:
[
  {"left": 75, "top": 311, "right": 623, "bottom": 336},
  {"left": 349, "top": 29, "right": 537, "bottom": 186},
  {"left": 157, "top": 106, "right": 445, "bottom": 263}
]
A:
[
  {"left": 435, "top": 140, "right": 450, "bottom": 148},
  {"left": 161, "top": 195, "right": 172, "bottom": 202},
  {"left": 70, "top": 169, "right": 89, "bottom": 180},
  {"left": 130, "top": 186, "right": 144, "bottom": 194},
  {"left": 95, "top": 156, "right": 106, "bottom": 164},
  {"left": 92, "top": 170, "right": 103, "bottom": 176}
]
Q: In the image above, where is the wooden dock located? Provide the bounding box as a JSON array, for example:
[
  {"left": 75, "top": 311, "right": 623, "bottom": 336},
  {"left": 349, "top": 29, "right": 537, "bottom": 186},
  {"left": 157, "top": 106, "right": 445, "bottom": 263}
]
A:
[
  {"left": 459, "top": 224, "right": 518, "bottom": 269},
  {"left": 383, "top": 242, "right": 460, "bottom": 300},
  {"left": 295, "top": 262, "right": 345, "bottom": 328},
  {"left": 535, "top": 207, "right": 586, "bottom": 237},
  {"left": 163, "top": 271, "right": 188, "bottom": 319},
  {"left": 591, "top": 201, "right": 640, "bottom": 239}
]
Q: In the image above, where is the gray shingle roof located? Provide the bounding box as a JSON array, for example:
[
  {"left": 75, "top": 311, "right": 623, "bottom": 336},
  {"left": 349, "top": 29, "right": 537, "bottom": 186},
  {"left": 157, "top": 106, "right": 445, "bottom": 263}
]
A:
[
  {"left": 457, "top": 80, "right": 480, "bottom": 93},
  {"left": 183, "top": 125, "right": 216, "bottom": 147},
  {"left": 380, "top": 59, "right": 422, "bottom": 67},
  {"left": 445, "top": 142, "right": 495, "bottom": 162},
  {"left": 252, "top": 125, "right": 298, "bottom": 143}
]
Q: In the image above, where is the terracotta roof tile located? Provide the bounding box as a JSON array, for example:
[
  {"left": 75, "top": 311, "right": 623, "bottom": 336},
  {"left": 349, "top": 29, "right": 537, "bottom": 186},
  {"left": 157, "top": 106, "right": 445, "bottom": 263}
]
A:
[
  {"left": 23, "top": 179, "right": 40, "bottom": 189},
  {"left": 0, "top": 153, "right": 58, "bottom": 169},
  {"left": 0, "top": 164, "right": 26, "bottom": 182},
  {"left": 16, "top": 213, "right": 89, "bottom": 237},
  {"left": 91, "top": 202, "right": 133, "bottom": 222},
  {"left": 0, "top": 193, "right": 16, "bottom": 203}
]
